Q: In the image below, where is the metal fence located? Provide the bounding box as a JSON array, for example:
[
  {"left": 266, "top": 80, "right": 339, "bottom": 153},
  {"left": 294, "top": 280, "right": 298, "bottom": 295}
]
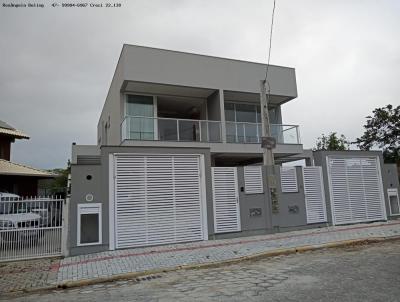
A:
[{"left": 0, "top": 196, "right": 64, "bottom": 262}]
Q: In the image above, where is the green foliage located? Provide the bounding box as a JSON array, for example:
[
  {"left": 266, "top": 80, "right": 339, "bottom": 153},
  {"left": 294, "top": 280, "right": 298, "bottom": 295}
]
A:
[
  {"left": 43, "top": 160, "right": 71, "bottom": 195},
  {"left": 314, "top": 132, "right": 350, "bottom": 151},
  {"left": 356, "top": 104, "right": 400, "bottom": 164}
]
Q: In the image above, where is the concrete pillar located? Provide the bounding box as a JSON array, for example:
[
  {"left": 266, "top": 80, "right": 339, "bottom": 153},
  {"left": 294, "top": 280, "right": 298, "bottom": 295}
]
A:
[{"left": 219, "top": 89, "right": 227, "bottom": 143}]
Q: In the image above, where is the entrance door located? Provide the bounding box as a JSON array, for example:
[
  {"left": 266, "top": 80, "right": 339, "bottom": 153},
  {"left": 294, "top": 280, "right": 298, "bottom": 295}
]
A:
[
  {"left": 327, "top": 156, "right": 387, "bottom": 225},
  {"left": 113, "top": 154, "right": 206, "bottom": 249},
  {"left": 212, "top": 167, "right": 241, "bottom": 233}
]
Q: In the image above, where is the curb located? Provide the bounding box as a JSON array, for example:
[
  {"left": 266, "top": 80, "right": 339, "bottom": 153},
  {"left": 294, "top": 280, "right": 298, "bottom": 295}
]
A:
[{"left": 3, "top": 235, "right": 400, "bottom": 297}]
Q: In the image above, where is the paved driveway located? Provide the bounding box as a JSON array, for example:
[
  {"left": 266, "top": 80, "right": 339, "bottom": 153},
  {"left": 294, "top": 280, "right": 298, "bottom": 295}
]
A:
[{"left": 4, "top": 240, "right": 400, "bottom": 302}]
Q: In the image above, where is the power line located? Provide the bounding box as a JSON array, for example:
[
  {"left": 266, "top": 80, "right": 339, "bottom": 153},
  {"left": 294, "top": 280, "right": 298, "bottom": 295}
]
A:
[{"left": 264, "top": 0, "right": 277, "bottom": 94}]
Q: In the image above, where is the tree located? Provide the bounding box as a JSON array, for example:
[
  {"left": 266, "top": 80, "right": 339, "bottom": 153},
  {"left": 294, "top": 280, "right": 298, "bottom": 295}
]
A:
[
  {"left": 356, "top": 104, "right": 400, "bottom": 164},
  {"left": 314, "top": 132, "right": 350, "bottom": 151},
  {"left": 39, "top": 160, "right": 71, "bottom": 197}
]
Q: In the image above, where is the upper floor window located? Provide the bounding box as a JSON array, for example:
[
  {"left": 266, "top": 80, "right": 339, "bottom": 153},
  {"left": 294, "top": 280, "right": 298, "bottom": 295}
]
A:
[
  {"left": 126, "top": 95, "right": 155, "bottom": 140},
  {"left": 225, "top": 102, "right": 261, "bottom": 124},
  {"left": 126, "top": 95, "right": 154, "bottom": 117}
]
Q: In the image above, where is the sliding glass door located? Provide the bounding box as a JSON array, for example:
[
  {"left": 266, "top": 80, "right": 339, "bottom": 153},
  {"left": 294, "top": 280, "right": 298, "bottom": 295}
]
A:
[{"left": 126, "top": 95, "right": 155, "bottom": 140}]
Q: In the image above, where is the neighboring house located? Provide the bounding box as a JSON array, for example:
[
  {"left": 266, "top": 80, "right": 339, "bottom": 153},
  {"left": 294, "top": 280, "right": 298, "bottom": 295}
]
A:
[
  {"left": 0, "top": 120, "right": 56, "bottom": 196},
  {"left": 69, "top": 45, "right": 399, "bottom": 256}
]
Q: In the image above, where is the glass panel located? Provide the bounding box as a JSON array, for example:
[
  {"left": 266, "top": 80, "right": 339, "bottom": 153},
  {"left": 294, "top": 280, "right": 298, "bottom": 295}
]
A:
[
  {"left": 200, "top": 121, "right": 208, "bottom": 142},
  {"left": 80, "top": 213, "right": 99, "bottom": 244},
  {"left": 224, "top": 103, "right": 235, "bottom": 122},
  {"left": 129, "top": 117, "right": 154, "bottom": 140},
  {"left": 235, "top": 104, "right": 257, "bottom": 123},
  {"left": 158, "top": 119, "right": 178, "bottom": 141},
  {"left": 126, "top": 95, "right": 153, "bottom": 117},
  {"left": 126, "top": 95, "right": 154, "bottom": 140},
  {"left": 390, "top": 195, "right": 400, "bottom": 215},
  {"left": 226, "top": 122, "right": 237, "bottom": 143},
  {"left": 236, "top": 123, "right": 245, "bottom": 143},
  {"left": 244, "top": 123, "right": 259, "bottom": 143},
  {"left": 208, "top": 122, "right": 221, "bottom": 142},
  {"left": 179, "top": 120, "right": 200, "bottom": 141},
  {"left": 270, "top": 125, "right": 300, "bottom": 144}
]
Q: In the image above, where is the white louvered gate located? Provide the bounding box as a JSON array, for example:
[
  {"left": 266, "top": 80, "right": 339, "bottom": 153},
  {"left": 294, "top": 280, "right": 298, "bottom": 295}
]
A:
[
  {"left": 212, "top": 167, "right": 241, "bottom": 233},
  {"left": 327, "top": 156, "right": 387, "bottom": 225},
  {"left": 302, "top": 166, "right": 327, "bottom": 224},
  {"left": 114, "top": 154, "right": 206, "bottom": 249},
  {"left": 244, "top": 166, "right": 264, "bottom": 194},
  {"left": 280, "top": 167, "right": 298, "bottom": 193}
]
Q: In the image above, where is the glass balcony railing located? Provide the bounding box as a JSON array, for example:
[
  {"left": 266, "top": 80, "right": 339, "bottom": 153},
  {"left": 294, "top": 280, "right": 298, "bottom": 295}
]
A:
[
  {"left": 226, "top": 122, "right": 301, "bottom": 144},
  {"left": 122, "top": 116, "right": 222, "bottom": 143},
  {"left": 122, "top": 116, "right": 300, "bottom": 145}
]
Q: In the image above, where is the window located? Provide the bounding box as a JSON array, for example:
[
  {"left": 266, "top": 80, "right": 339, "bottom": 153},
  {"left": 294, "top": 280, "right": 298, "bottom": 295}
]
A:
[
  {"left": 126, "top": 95, "right": 154, "bottom": 140},
  {"left": 224, "top": 102, "right": 262, "bottom": 143},
  {"left": 388, "top": 189, "right": 400, "bottom": 216},
  {"left": 77, "top": 203, "right": 102, "bottom": 246}
]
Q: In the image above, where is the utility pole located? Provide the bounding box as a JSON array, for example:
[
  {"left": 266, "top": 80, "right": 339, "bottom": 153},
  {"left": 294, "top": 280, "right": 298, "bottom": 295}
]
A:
[{"left": 260, "top": 79, "right": 275, "bottom": 166}]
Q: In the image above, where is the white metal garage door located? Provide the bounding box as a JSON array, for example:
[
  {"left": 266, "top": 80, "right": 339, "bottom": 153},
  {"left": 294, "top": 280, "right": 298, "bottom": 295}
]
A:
[
  {"left": 212, "top": 167, "right": 241, "bottom": 233},
  {"left": 327, "top": 156, "right": 387, "bottom": 225},
  {"left": 113, "top": 154, "right": 206, "bottom": 249}
]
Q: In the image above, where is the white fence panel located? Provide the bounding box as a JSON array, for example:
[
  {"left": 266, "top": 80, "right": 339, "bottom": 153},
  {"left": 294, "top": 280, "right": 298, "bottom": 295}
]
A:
[
  {"left": 244, "top": 166, "right": 264, "bottom": 194},
  {"left": 280, "top": 167, "right": 298, "bottom": 193},
  {"left": 0, "top": 196, "right": 64, "bottom": 262},
  {"left": 303, "top": 166, "right": 327, "bottom": 224}
]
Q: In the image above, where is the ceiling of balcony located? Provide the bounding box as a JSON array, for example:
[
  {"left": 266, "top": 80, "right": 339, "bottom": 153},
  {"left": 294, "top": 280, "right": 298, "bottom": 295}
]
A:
[
  {"left": 223, "top": 90, "right": 293, "bottom": 106},
  {"left": 123, "top": 81, "right": 216, "bottom": 98}
]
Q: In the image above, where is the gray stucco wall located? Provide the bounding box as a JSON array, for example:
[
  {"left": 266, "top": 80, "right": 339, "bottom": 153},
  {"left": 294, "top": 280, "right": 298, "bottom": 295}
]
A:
[
  {"left": 121, "top": 45, "right": 297, "bottom": 98},
  {"left": 271, "top": 166, "right": 309, "bottom": 228},
  {"left": 382, "top": 163, "right": 400, "bottom": 218},
  {"left": 69, "top": 164, "right": 106, "bottom": 255},
  {"left": 237, "top": 166, "right": 271, "bottom": 232}
]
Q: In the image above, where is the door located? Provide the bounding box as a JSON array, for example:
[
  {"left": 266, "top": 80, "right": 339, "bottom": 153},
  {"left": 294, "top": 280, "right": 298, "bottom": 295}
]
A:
[
  {"left": 302, "top": 166, "right": 327, "bottom": 224},
  {"left": 212, "top": 167, "right": 241, "bottom": 233},
  {"left": 327, "top": 156, "right": 387, "bottom": 225},
  {"left": 113, "top": 154, "right": 206, "bottom": 249}
]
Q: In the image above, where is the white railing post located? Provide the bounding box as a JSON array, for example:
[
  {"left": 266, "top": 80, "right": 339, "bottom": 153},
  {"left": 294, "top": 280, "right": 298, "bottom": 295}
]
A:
[
  {"left": 198, "top": 120, "right": 202, "bottom": 142},
  {"left": 176, "top": 119, "right": 180, "bottom": 141}
]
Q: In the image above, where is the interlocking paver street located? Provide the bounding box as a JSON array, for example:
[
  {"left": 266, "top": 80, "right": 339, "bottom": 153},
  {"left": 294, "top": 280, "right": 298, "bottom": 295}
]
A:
[
  {"left": 4, "top": 240, "right": 400, "bottom": 301},
  {"left": 1, "top": 220, "right": 400, "bottom": 297}
]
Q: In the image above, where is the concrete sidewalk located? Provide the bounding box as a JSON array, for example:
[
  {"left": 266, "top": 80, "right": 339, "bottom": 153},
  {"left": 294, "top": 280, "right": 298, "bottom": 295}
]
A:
[{"left": 1, "top": 221, "right": 400, "bottom": 296}]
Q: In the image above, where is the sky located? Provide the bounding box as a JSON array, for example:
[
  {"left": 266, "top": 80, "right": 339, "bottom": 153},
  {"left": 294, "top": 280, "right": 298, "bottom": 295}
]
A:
[{"left": 1, "top": 0, "right": 399, "bottom": 169}]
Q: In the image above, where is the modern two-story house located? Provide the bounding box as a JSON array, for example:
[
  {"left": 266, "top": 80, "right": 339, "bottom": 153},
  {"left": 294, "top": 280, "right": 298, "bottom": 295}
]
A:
[{"left": 69, "top": 44, "right": 399, "bottom": 256}]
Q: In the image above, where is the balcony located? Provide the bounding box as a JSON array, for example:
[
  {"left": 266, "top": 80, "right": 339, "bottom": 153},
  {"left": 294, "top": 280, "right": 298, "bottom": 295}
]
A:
[
  {"left": 226, "top": 122, "right": 301, "bottom": 144},
  {"left": 122, "top": 116, "right": 222, "bottom": 143},
  {"left": 122, "top": 117, "right": 300, "bottom": 145}
]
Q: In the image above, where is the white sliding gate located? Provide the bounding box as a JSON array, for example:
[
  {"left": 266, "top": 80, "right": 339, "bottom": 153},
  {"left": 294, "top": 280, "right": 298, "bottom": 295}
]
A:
[
  {"left": 302, "top": 166, "right": 327, "bottom": 224},
  {"left": 0, "top": 197, "right": 64, "bottom": 262},
  {"left": 113, "top": 154, "right": 207, "bottom": 249},
  {"left": 327, "top": 156, "right": 387, "bottom": 225},
  {"left": 212, "top": 167, "right": 241, "bottom": 233}
]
